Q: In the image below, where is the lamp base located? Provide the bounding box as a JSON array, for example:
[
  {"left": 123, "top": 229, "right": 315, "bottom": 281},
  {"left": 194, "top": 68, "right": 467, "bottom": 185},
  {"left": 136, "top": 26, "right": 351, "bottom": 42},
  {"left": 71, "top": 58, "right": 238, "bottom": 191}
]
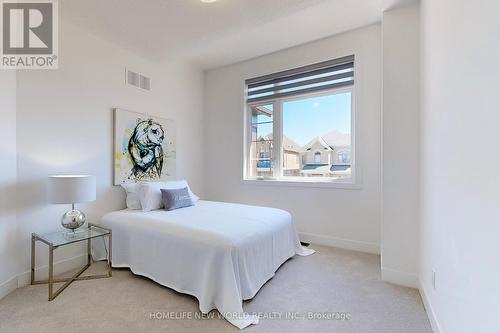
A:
[{"left": 61, "top": 209, "right": 86, "bottom": 230}]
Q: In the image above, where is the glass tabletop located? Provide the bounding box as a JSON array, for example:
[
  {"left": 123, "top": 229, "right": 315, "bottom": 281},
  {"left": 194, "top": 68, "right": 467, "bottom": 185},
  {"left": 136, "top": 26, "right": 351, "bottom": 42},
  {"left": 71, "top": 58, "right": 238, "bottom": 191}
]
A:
[{"left": 35, "top": 225, "right": 110, "bottom": 247}]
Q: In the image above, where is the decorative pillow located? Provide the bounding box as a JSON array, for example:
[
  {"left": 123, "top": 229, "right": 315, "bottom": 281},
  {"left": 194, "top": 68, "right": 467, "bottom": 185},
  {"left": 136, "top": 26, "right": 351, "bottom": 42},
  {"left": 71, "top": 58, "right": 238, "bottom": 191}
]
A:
[
  {"left": 120, "top": 183, "right": 142, "bottom": 210},
  {"left": 161, "top": 187, "right": 193, "bottom": 211},
  {"left": 138, "top": 180, "right": 199, "bottom": 212}
]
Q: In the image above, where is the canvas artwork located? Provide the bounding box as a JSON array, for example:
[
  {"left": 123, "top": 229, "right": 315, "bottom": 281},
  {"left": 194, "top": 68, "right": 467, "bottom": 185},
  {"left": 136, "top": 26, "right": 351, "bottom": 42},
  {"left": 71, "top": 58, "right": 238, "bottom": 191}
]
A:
[{"left": 114, "top": 109, "right": 176, "bottom": 185}]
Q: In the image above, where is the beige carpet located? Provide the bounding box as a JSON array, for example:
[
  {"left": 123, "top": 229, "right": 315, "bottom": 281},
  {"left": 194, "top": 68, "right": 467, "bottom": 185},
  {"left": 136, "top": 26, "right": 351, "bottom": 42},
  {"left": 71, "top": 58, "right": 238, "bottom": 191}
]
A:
[{"left": 0, "top": 245, "right": 431, "bottom": 333}]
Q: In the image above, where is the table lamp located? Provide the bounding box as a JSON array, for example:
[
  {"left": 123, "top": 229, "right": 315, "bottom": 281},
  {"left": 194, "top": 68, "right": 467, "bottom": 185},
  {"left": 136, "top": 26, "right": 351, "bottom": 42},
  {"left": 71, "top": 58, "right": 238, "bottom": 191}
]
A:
[{"left": 48, "top": 175, "right": 96, "bottom": 231}]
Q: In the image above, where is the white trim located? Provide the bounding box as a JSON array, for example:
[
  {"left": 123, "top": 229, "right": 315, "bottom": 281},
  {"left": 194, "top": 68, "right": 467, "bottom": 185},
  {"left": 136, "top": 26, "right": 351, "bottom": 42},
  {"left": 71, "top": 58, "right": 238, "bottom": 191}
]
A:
[
  {"left": 0, "top": 253, "right": 88, "bottom": 300},
  {"left": 16, "top": 271, "right": 31, "bottom": 289},
  {"left": 381, "top": 266, "right": 419, "bottom": 288},
  {"left": 0, "top": 275, "right": 18, "bottom": 300},
  {"left": 420, "top": 283, "right": 442, "bottom": 333},
  {"left": 299, "top": 232, "right": 379, "bottom": 254},
  {"left": 243, "top": 178, "right": 361, "bottom": 189}
]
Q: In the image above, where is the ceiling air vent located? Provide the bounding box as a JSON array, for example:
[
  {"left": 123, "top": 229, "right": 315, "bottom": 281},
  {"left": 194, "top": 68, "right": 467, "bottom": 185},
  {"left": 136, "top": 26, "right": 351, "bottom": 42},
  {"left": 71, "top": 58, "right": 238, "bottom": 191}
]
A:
[
  {"left": 140, "top": 75, "right": 151, "bottom": 91},
  {"left": 126, "top": 68, "right": 151, "bottom": 92}
]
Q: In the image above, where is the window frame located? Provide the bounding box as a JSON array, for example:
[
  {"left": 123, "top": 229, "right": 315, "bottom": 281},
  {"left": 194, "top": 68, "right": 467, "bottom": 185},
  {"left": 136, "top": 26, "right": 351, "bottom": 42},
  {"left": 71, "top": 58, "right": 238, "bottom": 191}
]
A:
[
  {"left": 244, "top": 86, "right": 358, "bottom": 188},
  {"left": 314, "top": 151, "right": 322, "bottom": 164}
]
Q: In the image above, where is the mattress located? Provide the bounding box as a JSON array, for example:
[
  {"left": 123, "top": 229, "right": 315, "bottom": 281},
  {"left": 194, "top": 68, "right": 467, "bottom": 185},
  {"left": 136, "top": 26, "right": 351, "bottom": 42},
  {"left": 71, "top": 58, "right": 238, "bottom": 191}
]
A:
[{"left": 95, "top": 200, "right": 314, "bottom": 329}]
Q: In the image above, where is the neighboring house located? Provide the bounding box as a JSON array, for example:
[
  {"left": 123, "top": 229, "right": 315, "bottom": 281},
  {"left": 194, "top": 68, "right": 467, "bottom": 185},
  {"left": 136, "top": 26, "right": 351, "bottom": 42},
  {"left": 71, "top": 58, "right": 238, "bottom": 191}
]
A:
[
  {"left": 255, "top": 134, "right": 273, "bottom": 177},
  {"left": 300, "top": 130, "right": 351, "bottom": 177},
  {"left": 254, "top": 134, "right": 301, "bottom": 177},
  {"left": 282, "top": 136, "right": 301, "bottom": 176},
  {"left": 250, "top": 127, "right": 351, "bottom": 178}
]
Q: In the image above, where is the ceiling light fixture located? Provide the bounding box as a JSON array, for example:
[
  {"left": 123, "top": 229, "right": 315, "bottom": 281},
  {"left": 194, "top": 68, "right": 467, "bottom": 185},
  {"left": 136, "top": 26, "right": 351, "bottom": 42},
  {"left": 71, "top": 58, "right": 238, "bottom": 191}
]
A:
[{"left": 200, "top": 0, "right": 217, "bottom": 3}]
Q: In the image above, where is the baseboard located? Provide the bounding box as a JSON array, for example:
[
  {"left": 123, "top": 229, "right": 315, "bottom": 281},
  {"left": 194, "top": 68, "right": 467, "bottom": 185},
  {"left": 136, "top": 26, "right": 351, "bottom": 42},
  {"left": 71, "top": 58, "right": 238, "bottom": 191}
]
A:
[
  {"left": 381, "top": 267, "right": 419, "bottom": 288},
  {"left": 17, "top": 253, "right": 88, "bottom": 288},
  {"left": 420, "top": 283, "right": 442, "bottom": 333},
  {"left": 299, "top": 232, "right": 380, "bottom": 254},
  {"left": 0, "top": 253, "right": 88, "bottom": 300},
  {"left": 0, "top": 275, "right": 18, "bottom": 300}
]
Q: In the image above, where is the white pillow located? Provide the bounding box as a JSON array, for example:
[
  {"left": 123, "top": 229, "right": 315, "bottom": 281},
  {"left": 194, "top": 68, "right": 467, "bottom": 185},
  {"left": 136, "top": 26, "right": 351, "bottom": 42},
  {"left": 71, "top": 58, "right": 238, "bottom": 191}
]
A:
[
  {"left": 138, "top": 180, "right": 199, "bottom": 212},
  {"left": 120, "top": 183, "right": 142, "bottom": 210}
]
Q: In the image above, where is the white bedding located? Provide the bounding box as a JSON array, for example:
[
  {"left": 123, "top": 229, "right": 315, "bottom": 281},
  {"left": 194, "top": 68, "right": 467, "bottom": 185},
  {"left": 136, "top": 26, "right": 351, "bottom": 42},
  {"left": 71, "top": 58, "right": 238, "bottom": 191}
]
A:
[{"left": 96, "top": 200, "right": 314, "bottom": 329}]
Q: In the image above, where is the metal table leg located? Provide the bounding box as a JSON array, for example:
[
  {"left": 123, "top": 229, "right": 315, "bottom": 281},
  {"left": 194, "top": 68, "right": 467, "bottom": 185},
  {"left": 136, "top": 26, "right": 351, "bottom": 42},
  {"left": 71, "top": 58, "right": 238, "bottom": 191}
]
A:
[
  {"left": 108, "top": 230, "right": 112, "bottom": 277},
  {"left": 31, "top": 234, "right": 35, "bottom": 285},
  {"left": 48, "top": 244, "right": 54, "bottom": 301}
]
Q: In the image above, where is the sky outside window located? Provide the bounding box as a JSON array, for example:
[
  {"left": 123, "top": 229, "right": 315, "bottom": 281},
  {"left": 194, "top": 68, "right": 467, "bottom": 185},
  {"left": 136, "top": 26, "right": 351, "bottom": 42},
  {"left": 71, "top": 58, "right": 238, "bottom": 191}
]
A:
[{"left": 283, "top": 92, "right": 351, "bottom": 146}]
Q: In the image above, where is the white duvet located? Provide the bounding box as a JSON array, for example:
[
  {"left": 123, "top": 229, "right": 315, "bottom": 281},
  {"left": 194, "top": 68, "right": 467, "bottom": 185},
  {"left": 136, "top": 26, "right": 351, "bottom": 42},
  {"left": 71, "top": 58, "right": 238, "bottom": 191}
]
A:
[{"left": 96, "top": 200, "right": 314, "bottom": 329}]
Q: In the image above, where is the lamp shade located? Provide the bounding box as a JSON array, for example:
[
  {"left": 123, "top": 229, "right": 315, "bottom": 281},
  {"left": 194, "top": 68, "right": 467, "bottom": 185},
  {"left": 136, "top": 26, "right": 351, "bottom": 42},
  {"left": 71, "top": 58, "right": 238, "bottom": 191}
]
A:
[{"left": 47, "top": 175, "right": 96, "bottom": 204}]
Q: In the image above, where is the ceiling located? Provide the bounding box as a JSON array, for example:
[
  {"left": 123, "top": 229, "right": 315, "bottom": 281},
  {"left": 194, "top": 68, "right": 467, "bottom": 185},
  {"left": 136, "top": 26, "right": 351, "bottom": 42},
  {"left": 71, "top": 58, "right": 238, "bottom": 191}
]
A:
[{"left": 62, "top": 0, "right": 414, "bottom": 69}]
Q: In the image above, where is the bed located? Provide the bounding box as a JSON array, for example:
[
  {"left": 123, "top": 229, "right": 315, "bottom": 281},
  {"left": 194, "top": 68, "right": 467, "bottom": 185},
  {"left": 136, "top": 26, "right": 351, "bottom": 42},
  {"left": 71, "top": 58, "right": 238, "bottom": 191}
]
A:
[{"left": 95, "top": 200, "right": 314, "bottom": 329}]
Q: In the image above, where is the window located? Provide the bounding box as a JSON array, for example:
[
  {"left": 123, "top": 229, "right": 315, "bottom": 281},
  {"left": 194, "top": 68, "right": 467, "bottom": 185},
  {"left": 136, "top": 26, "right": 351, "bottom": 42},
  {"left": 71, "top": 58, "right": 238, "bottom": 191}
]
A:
[
  {"left": 245, "top": 55, "right": 355, "bottom": 184},
  {"left": 249, "top": 104, "right": 274, "bottom": 177},
  {"left": 337, "top": 149, "right": 351, "bottom": 164},
  {"left": 314, "top": 152, "right": 321, "bottom": 163}
]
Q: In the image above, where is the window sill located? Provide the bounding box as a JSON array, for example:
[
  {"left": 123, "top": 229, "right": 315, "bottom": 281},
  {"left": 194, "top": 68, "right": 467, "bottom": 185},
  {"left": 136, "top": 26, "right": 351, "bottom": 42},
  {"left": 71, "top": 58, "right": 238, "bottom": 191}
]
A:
[{"left": 242, "top": 178, "right": 361, "bottom": 189}]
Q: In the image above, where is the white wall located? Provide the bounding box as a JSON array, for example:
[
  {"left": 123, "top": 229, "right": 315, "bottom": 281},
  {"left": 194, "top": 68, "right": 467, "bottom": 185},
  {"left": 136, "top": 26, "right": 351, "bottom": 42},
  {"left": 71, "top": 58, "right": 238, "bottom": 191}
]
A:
[
  {"left": 204, "top": 24, "right": 382, "bottom": 253},
  {"left": 0, "top": 71, "right": 18, "bottom": 298},
  {"left": 420, "top": 0, "right": 500, "bottom": 332},
  {"left": 381, "top": 3, "right": 420, "bottom": 288},
  {"left": 12, "top": 17, "right": 205, "bottom": 285}
]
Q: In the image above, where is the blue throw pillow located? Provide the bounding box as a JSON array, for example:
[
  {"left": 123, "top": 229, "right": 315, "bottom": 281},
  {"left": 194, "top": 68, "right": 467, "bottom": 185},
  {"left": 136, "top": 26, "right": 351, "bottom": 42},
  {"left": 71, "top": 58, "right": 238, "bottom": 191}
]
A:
[{"left": 161, "top": 187, "right": 194, "bottom": 211}]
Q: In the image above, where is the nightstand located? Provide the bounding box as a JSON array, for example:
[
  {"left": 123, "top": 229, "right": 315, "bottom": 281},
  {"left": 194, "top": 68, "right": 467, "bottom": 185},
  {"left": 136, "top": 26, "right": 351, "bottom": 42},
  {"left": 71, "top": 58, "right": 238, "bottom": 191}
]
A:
[{"left": 31, "top": 223, "right": 112, "bottom": 301}]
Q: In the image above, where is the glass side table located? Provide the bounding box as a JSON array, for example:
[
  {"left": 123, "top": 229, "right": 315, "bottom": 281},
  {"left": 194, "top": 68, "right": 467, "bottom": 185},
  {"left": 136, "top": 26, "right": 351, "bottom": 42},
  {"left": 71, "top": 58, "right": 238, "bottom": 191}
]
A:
[{"left": 31, "top": 223, "right": 112, "bottom": 301}]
